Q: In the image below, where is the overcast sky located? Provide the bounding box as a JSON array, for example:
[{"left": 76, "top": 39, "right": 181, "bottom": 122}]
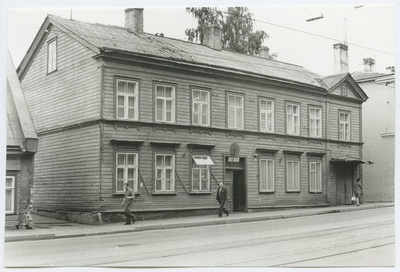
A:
[{"left": 3, "top": 0, "right": 397, "bottom": 76}]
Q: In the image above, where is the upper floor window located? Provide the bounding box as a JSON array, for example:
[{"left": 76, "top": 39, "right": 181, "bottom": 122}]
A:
[
  {"left": 227, "top": 93, "right": 244, "bottom": 129},
  {"left": 309, "top": 161, "right": 322, "bottom": 193},
  {"left": 47, "top": 38, "right": 57, "bottom": 74},
  {"left": 191, "top": 155, "right": 213, "bottom": 192},
  {"left": 116, "top": 79, "right": 139, "bottom": 120},
  {"left": 286, "top": 103, "right": 300, "bottom": 135},
  {"left": 260, "top": 158, "right": 275, "bottom": 192},
  {"left": 309, "top": 107, "right": 322, "bottom": 138},
  {"left": 260, "top": 99, "right": 274, "bottom": 133},
  {"left": 155, "top": 84, "right": 175, "bottom": 123},
  {"left": 116, "top": 153, "right": 138, "bottom": 194},
  {"left": 192, "top": 89, "right": 210, "bottom": 126},
  {"left": 339, "top": 112, "right": 350, "bottom": 141},
  {"left": 155, "top": 154, "right": 175, "bottom": 192}
]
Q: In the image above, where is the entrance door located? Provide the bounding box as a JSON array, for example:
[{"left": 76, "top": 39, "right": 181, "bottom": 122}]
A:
[
  {"left": 232, "top": 171, "right": 245, "bottom": 212},
  {"left": 224, "top": 171, "right": 233, "bottom": 211},
  {"left": 336, "top": 164, "right": 353, "bottom": 205}
]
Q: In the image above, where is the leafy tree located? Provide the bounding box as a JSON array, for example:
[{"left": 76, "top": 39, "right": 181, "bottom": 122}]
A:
[{"left": 185, "top": 7, "right": 270, "bottom": 56}]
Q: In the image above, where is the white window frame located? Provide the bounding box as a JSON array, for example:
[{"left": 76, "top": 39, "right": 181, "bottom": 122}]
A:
[
  {"left": 227, "top": 93, "right": 244, "bottom": 129},
  {"left": 260, "top": 99, "right": 274, "bottom": 133},
  {"left": 47, "top": 38, "right": 57, "bottom": 73},
  {"left": 287, "top": 160, "right": 300, "bottom": 192},
  {"left": 116, "top": 153, "right": 138, "bottom": 194},
  {"left": 339, "top": 112, "right": 351, "bottom": 141},
  {"left": 259, "top": 159, "right": 275, "bottom": 192},
  {"left": 286, "top": 103, "right": 300, "bottom": 135},
  {"left": 5, "top": 176, "right": 15, "bottom": 214},
  {"left": 116, "top": 79, "right": 139, "bottom": 120},
  {"left": 192, "top": 89, "right": 210, "bottom": 126},
  {"left": 191, "top": 156, "right": 212, "bottom": 192},
  {"left": 309, "top": 107, "right": 322, "bottom": 138},
  {"left": 155, "top": 84, "right": 176, "bottom": 123},
  {"left": 155, "top": 154, "right": 175, "bottom": 192},
  {"left": 309, "top": 161, "right": 322, "bottom": 193}
]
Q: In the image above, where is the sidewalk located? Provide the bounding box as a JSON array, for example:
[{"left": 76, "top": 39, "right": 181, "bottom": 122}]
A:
[{"left": 4, "top": 202, "right": 394, "bottom": 243}]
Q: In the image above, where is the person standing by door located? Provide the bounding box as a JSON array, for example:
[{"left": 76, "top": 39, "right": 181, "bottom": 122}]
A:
[
  {"left": 121, "top": 182, "right": 136, "bottom": 225},
  {"left": 353, "top": 178, "right": 363, "bottom": 206},
  {"left": 216, "top": 182, "right": 229, "bottom": 217}
]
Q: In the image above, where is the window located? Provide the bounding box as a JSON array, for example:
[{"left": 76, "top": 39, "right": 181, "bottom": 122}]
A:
[
  {"left": 116, "top": 153, "right": 138, "bottom": 194},
  {"left": 192, "top": 156, "right": 213, "bottom": 192},
  {"left": 341, "top": 85, "right": 348, "bottom": 96},
  {"left": 287, "top": 160, "right": 300, "bottom": 192},
  {"left": 155, "top": 154, "right": 175, "bottom": 192},
  {"left": 260, "top": 159, "right": 275, "bottom": 192},
  {"left": 309, "top": 162, "right": 322, "bottom": 193},
  {"left": 116, "top": 79, "right": 139, "bottom": 120},
  {"left": 155, "top": 84, "right": 175, "bottom": 123},
  {"left": 192, "top": 89, "right": 210, "bottom": 126},
  {"left": 286, "top": 103, "right": 300, "bottom": 135},
  {"left": 227, "top": 94, "right": 244, "bottom": 129},
  {"left": 309, "top": 107, "right": 322, "bottom": 138},
  {"left": 47, "top": 38, "right": 57, "bottom": 73},
  {"left": 260, "top": 99, "right": 274, "bottom": 132},
  {"left": 339, "top": 112, "right": 350, "bottom": 141},
  {"left": 5, "top": 176, "right": 15, "bottom": 214}
]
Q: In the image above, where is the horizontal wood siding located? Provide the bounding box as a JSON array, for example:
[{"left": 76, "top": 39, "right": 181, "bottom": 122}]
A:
[
  {"left": 21, "top": 25, "right": 101, "bottom": 133},
  {"left": 32, "top": 124, "right": 100, "bottom": 211}
]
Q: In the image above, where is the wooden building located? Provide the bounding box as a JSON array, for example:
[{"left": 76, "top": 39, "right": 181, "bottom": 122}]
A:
[
  {"left": 6, "top": 52, "right": 38, "bottom": 229},
  {"left": 17, "top": 9, "right": 368, "bottom": 224}
]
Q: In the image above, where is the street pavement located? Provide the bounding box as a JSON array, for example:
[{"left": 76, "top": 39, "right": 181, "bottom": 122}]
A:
[{"left": 4, "top": 202, "right": 394, "bottom": 243}]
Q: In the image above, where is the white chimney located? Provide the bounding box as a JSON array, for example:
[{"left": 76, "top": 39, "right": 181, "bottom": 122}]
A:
[
  {"left": 333, "top": 43, "right": 349, "bottom": 73},
  {"left": 259, "top": 46, "right": 270, "bottom": 59},
  {"left": 125, "top": 8, "right": 143, "bottom": 34},
  {"left": 203, "top": 25, "right": 222, "bottom": 50},
  {"left": 363, "top": 58, "right": 376, "bottom": 72}
]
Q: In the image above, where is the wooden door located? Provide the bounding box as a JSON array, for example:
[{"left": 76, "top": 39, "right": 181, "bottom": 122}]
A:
[
  {"left": 232, "top": 171, "right": 245, "bottom": 212},
  {"left": 224, "top": 171, "right": 232, "bottom": 211},
  {"left": 336, "top": 164, "right": 353, "bottom": 205}
]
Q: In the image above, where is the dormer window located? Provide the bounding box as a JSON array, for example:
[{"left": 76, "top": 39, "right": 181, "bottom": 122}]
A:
[{"left": 47, "top": 38, "right": 57, "bottom": 74}]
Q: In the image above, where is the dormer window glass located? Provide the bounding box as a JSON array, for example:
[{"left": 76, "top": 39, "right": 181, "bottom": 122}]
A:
[{"left": 47, "top": 38, "right": 57, "bottom": 74}]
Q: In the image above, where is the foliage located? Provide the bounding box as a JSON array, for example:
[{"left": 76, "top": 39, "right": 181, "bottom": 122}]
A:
[{"left": 185, "top": 7, "right": 269, "bottom": 55}]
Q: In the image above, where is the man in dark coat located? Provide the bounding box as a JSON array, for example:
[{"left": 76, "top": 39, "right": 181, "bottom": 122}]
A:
[
  {"left": 216, "top": 182, "right": 229, "bottom": 217},
  {"left": 121, "top": 183, "right": 136, "bottom": 225}
]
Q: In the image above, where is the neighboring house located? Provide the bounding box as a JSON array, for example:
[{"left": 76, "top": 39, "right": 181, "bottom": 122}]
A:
[
  {"left": 17, "top": 9, "right": 368, "bottom": 224},
  {"left": 352, "top": 61, "right": 395, "bottom": 202},
  {"left": 6, "top": 52, "right": 38, "bottom": 229}
]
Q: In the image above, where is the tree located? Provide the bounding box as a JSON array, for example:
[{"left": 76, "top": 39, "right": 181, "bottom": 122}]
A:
[{"left": 185, "top": 7, "right": 269, "bottom": 56}]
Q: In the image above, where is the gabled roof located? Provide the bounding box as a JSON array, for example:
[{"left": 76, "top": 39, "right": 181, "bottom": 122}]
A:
[
  {"left": 18, "top": 14, "right": 325, "bottom": 90},
  {"left": 7, "top": 52, "right": 38, "bottom": 153},
  {"left": 319, "top": 73, "right": 368, "bottom": 101}
]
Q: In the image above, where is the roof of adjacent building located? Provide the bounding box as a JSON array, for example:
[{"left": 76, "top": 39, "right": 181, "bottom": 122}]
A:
[{"left": 7, "top": 52, "right": 38, "bottom": 152}]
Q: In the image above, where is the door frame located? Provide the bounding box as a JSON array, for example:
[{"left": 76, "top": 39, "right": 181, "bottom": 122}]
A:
[{"left": 223, "top": 154, "right": 247, "bottom": 213}]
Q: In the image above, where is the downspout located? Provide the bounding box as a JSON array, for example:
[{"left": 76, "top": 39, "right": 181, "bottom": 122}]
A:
[
  {"left": 99, "top": 58, "right": 105, "bottom": 210},
  {"left": 325, "top": 95, "right": 330, "bottom": 204}
]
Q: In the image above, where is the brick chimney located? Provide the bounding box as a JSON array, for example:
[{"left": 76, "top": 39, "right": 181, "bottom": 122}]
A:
[
  {"left": 333, "top": 43, "right": 349, "bottom": 73},
  {"left": 203, "top": 25, "right": 222, "bottom": 50},
  {"left": 363, "top": 58, "right": 376, "bottom": 72},
  {"left": 125, "top": 8, "right": 143, "bottom": 34}
]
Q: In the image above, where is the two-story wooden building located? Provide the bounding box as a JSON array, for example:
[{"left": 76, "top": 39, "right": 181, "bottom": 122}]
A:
[{"left": 17, "top": 9, "right": 368, "bottom": 224}]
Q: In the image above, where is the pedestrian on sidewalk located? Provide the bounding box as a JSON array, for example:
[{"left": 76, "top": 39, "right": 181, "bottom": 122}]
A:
[
  {"left": 353, "top": 178, "right": 363, "bottom": 206},
  {"left": 216, "top": 182, "right": 229, "bottom": 217},
  {"left": 121, "top": 182, "right": 136, "bottom": 225}
]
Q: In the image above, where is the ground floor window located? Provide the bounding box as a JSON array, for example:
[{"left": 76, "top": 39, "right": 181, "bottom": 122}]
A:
[
  {"left": 191, "top": 155, "right": 214, "bottom": 192},
  {"left": 287, "top": 160, "right": 300, "bottom": 192},
  {"left": 260, "top": 159, "right": 275, "bottom": 192},
  {"left": 155, "top": 154, "right": 175, "bottom": 192},
  {"left": 116, "top": 153, "right": 138, "bottom": 193},
  {"left": 5, "top": 176, "right": 15, "bottom": 214},
  {"left": 309, "top": 161, "right": 322, "bottom": 193}
]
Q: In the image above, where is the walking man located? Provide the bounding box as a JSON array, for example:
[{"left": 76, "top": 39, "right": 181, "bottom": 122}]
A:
[
  {"left": 121, "top": 182, "right": 136, "bottom": 225},
  {"left": 353, "top": 178, "right": 363, "bottom": 206},
  {"left": 216, "top": 182, "right": 229, "bottom": 217}
]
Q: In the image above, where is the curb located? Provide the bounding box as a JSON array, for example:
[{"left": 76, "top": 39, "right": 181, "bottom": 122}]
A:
[{"left": 5, "top": 204, "right": 393, "bottom": 243}]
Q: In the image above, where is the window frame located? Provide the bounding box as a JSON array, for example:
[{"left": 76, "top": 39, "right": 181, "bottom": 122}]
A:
[
  {"left": 115, "top": 152, "right": 139, "bottom": 194},
  {"left": 259, "top": 98, "right": 275, "bottom": 133},
  {"left": 154, "top": 83, "right": 176, "bottom": 123},
  {"left": 191, "top": 155, "right": 212, "bottom": 193},
  {"left": 286, "top": 156, "right": 301, "bottom": 192},
  {"left": 339, "top": 111, "right": 351, "bottom": 141},
  {"left": 191, "top": 88, "right": 211, "bottom": 126},
  {"left": 259, "top": 157, "right": 275, "bottom": 193},
  {"left": 309, "top": 161, "right": 322, "bottom": 193},
  {"left": 286, "top": 102, "right": 300, "bottom": 136},
  {"left": 115, "top": 78, "right": 140, "bottom": 120},
  {"left": 47, "top": 38, "right": 57, "bottom": 74},
  {"left": 154, "top": 154, "right": 176, "bottom": 193},
  {"left": 5, "top": 176, "right": 15, "bottom": 214},
  {"left": 309, "top": 106, "right": 322, "bottom": 138},
  {"left": 227, "top": 92, "right": 245, "bottom": 130}
]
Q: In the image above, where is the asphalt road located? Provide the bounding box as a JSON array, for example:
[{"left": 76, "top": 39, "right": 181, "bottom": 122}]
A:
[{"left": 4, "top": 206, "right": 395, "bottom": 268}]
